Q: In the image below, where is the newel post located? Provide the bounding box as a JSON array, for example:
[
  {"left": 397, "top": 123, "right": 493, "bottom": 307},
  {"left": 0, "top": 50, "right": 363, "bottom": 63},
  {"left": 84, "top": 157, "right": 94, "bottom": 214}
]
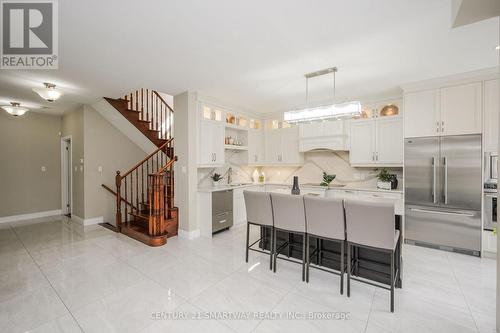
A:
[{"left": 115, "top": 171, "right": 122, "bottom": 231}]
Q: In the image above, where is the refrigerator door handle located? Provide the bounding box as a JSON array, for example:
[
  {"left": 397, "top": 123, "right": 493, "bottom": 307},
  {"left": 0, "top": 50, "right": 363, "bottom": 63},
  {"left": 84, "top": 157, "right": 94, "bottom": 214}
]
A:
[
  {"left": 409, "top": 208, "right": 475, "bottom": 217},
  {"left": 443, "top": 157, "right": 448, "bottom": 204},
  {"left": 432, "top": 157, "right": 437, "bottom": 203}
]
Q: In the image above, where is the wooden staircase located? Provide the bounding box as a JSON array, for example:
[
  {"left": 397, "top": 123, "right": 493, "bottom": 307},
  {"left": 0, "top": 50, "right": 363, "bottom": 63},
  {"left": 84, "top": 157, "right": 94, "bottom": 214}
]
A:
[{"left": 102, "top": 89, "right": 177, "bottom": 246}]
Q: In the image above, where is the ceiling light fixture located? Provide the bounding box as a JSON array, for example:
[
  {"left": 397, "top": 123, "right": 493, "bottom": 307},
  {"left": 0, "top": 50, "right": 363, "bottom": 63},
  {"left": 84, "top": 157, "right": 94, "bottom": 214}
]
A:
[
  {"left": 496, "top": 45, "right": 499, "bottom": 50},
  {"left": 284, "top": 66, "right": 361, "bottom": 123},
  {"left": 1, "top": 102, "right": 29, "bottom": 116},
  {"left": 33, "top": 82, "right": 63, "bottom": 102}
]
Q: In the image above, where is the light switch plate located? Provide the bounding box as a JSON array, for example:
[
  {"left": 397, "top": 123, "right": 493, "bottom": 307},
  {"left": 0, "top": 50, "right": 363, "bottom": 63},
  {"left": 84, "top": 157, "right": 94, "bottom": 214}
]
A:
[
  {"left": 98, "top": 166, "right": 103, "bottom": 172},
  {"left": 41, "top": 166, "right": 46, "bottom": 172}
]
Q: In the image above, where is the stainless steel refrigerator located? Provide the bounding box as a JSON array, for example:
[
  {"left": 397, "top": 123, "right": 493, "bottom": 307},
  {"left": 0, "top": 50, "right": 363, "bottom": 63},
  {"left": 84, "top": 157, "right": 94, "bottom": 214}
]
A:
[{"left": 405, "top": 135, "right": 482, "bottom": 256}]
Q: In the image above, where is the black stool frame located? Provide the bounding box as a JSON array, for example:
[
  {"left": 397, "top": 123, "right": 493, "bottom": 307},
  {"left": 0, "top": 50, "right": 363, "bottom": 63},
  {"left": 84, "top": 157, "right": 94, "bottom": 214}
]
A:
[{"left": 245, "top": 222, "right": 274, "bottom": 270}]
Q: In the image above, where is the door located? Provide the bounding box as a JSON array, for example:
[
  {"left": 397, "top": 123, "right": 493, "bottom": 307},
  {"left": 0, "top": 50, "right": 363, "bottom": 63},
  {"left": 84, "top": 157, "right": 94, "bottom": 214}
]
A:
[
  {"left": 404, "top": 89, "right": 440, "bottom": 138},
  {"left": 61, "top": 138, "right": 72, "bottom": 216},
  {"left": 248, "top": 129, "right": 263, "bottom": 164},
  {"left": 212, "top": 122, "right": 225, "bottom": 164},
  {"left": 483, "top": 79, "right": 499, "bottom": 152},
  {"left": 440, "top": 135, "right": 482, "bottom": 210},
  {"left": 405, "top": 204, "right": 481, "bottom": 253},
  {"left": 404, "top": 137, "right": 440, "bottom": 206},
  {"left": 349, "top": 119, "right": 375, "bottom": 165},
  {"left": 376, "top": 117, "right": 403, "bottom": 165},
  {"left": 265, "top": 129, "right": 281, "bottom": 163},
  {"left": 199, "top": 121, "right": 224, "bottom": 165},
  {"left": 440, "top": 82, "right": 482, "bottom": 136},
  {"left": 280, "top": 127, "right": 302, "bottom": 164}
]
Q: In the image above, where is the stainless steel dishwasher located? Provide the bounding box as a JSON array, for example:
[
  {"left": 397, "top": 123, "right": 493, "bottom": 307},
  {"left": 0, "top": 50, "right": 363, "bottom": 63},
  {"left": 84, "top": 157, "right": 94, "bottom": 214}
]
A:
[{"left": 212, "top": 190, "right": 233, "bottom": 233}]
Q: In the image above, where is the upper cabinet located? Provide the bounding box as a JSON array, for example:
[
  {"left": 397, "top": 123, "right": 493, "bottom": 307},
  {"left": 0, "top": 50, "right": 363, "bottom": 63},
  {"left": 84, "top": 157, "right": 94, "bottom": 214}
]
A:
[
  {"left": 440, "top": 82, "right": 482, "bottom": 136},
  {"left": 350, "top": 116, "right": 403, "bottom": 166},
  {"left": 404, "top": 89, "right": 440, "bottom": 138},
  {"left": 265, "top": 126, "right": 303, "bottom": 165},
  {"left": 248, "top": 128, "right": 264, "bottom": 165},
  {"left": 404, "top": 82, "right": 483, "bottom": 138},
  {"left": 483, "top": 79, "right": 499, "bottom": 152},
  {"left": 198, "top": 120, "right": 225, "bottom": 167}
]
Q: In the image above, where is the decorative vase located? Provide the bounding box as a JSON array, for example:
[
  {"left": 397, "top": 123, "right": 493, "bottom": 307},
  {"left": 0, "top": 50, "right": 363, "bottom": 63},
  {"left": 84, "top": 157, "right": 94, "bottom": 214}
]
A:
[
  {"left": 212, "top": 180, "right": 221, "bottom": 187},
  {"left": 390, "top": 175, "right": 398, "bottom": 190},
  {"left": 291, "top": 176, "right": 300, "bottom": 195},
  {"left": 252, "top": 169, "right": 259, "bottom": 183},
  {"left": 377, "top": 181, "right": 391, "bottom": 190}
]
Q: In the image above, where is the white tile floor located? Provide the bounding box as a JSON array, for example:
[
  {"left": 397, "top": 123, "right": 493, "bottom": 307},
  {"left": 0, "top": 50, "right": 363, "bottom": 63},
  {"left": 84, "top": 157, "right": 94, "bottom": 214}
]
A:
[{"left": 0, "top": 216, "right": 496, "bottom": 333}]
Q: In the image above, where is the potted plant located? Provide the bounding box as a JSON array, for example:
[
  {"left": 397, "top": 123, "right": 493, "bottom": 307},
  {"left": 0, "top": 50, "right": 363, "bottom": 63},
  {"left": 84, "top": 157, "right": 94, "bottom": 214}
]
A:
[
  {"left": 320, "top": 172, "right": 336, "bottom": 187},
  {"left": 211, "top": 173, "right": 223, "bottom": 187},
  {"left": 377, "top": 169, "right": 392, "bottom": 190}
]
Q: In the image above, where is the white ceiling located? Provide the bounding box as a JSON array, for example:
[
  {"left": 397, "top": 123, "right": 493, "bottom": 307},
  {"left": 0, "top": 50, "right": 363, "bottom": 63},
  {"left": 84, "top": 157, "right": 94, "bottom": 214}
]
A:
[{"left": 0, "top": 0, "right": 498, "bottom": 115}]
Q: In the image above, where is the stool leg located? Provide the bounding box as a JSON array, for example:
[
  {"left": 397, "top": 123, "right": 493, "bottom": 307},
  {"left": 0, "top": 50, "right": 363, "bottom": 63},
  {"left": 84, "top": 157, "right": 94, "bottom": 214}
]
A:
[
  {"left": 390, "top": 249, "right": 395, "bottom": 312},
  {"left": 288, "top": 233, "right": 292, "bottom": 258},
  {"left": 302, "top": 234, "right": 306, "bottom": 282},
  {"left": 347, "top": 243, "right": 351, "bottom": 297},
  {"left": 306, "top": 234, "right": 310, "bottom": 283},
  {"left": 315, "top": 238, "right": 320, "bottom": 264},
  {"left": 340, "top": 240, "right": 344, "bottom": 295},
  {"left": 273, "top": 228, "right": 277, "bottom": 273},
  {"left": 319, "top": 239, "right": 323, "bottom": 266},
  {"left": 245, "top": 223, "right": 250, "bottom": 263},
  {"left": 269, "top": 227, "right": 273, "bottom": 271}
]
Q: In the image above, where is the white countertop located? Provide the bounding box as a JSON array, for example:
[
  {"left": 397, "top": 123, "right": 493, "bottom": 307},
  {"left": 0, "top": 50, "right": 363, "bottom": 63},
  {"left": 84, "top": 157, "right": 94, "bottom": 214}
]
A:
[{"left": 198, "top": 182, "right": 404, "bottom": 194}]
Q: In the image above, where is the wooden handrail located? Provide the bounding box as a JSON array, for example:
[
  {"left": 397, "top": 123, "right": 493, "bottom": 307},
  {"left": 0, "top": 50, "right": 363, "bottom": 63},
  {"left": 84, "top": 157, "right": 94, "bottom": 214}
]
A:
[
  {"left": 120, "top": 138, "right": 173, "bottom": 179},
  {"left": 156, "top": 155, "right": 178, "bottom": 175},
  {"left": 102, "top": 184, "right": 137, "bottom": 211},
  {"left": 152, "top": 91, "right": 174, "bottom": 113}
]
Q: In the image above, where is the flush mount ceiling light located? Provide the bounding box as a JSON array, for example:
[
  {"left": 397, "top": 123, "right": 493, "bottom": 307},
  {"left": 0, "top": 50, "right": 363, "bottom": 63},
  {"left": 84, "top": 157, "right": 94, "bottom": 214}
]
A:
[
  {"left": 1, "top": 102, "right": 29, "bottom": 116},
  {"left": 32, "top": 82, "right": 63, "bottom": 102},
  {"left": 284, "top": 66, "right": 362, "bottom": 123},
  {"left": 496, "top": 45, "right": 499, "bottom": 50}
]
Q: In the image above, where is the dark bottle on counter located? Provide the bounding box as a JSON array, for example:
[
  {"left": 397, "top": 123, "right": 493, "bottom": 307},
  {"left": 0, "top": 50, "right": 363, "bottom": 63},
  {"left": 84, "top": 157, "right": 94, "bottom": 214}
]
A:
[{"left": 291, "top": 176, "right": 300, "bottom": 195}]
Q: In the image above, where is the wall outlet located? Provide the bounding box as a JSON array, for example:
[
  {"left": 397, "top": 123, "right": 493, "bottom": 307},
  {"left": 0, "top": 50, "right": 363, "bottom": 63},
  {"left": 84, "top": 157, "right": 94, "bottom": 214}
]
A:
[
  {"left": 41, "top": 166, "right": 46, "bottom": 172},
  {"left": 98, "top": 166, "right": 103, "bottom": 173}
]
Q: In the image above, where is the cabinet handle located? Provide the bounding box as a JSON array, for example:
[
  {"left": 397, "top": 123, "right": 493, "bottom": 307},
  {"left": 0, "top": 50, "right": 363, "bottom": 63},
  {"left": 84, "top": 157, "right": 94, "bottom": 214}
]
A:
[
  {"left": 214, "top": 153, "right": 217, "bottom": 162},
  {"left": 441, "top": 121, "right": 444, "bottom": 133},
  {"left": 436, "top": 121, "right": 439, "bottom": 133},
  {"left": 376, "top": 152, "right": 379, "bottom": 161}
]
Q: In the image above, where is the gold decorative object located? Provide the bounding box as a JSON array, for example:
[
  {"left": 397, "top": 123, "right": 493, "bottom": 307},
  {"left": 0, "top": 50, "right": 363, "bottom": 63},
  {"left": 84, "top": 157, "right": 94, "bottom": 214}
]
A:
[{"left": 380, "top": 104, "right": 399, "bottom": 117}]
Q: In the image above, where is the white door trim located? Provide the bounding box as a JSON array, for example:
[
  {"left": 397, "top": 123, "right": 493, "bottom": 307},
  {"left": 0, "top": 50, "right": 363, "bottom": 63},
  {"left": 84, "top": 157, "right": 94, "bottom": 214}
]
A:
[{"left": 60, "top": 136, "right": 73, "bottom": 216}]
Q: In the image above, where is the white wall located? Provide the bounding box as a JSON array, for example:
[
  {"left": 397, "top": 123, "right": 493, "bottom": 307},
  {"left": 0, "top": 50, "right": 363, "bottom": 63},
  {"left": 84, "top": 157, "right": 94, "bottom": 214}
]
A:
[{"left": 173, "top": 92, "right": 199, "bottom": 235}]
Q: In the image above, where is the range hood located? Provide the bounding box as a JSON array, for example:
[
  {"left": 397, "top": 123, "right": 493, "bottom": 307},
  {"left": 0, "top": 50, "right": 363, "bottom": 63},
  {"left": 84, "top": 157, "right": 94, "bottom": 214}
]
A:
[{"left": 298, "top": 120, "right": 349, "bottom": 152}]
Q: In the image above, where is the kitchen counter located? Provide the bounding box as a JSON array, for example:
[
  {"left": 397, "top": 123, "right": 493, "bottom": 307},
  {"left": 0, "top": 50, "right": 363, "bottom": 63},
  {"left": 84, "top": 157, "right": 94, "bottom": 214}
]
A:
[{"left": 198, "top": 182, "right": 404, "bottom": 194}]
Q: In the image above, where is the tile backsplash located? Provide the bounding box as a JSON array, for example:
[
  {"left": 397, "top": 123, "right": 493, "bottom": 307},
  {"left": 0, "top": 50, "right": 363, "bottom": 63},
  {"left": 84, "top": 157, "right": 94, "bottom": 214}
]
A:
[{"left": 198, "top": 151, "right": 403, "bottom": 189}]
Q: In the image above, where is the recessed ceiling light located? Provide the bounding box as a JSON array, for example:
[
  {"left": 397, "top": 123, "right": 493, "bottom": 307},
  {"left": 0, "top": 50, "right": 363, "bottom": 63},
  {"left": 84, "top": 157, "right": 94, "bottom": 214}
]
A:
[
  {"left": 496, "top": 45, "right": 500, "bottom": 50},
  {"left": 32, "top": 82, "right": 63, "bottom": 102},
  {"left": 1, "top": 102, "right": 29, "bottom": 116}
]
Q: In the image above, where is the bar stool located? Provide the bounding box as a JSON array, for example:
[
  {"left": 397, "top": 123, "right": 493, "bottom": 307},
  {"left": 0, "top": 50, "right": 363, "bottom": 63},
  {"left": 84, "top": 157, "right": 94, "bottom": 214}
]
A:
[
  {"left": 303, "top": 196, "right": 345, "bottom": 294},
  {"left": 344, "top": 199, "right": 400, "bottom": 312},
  {"left": 243, "top": 191, "right": 274, "bottom": 270},
  {"left": 270, "top": 193, "right": 307, "bottom": 281}
]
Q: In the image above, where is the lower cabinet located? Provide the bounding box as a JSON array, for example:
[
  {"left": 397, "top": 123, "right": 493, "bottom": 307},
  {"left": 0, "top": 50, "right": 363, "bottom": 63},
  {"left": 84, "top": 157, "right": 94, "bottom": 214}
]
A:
[{"left": 233, "top": 186, "right": 264, "bottom": 225}]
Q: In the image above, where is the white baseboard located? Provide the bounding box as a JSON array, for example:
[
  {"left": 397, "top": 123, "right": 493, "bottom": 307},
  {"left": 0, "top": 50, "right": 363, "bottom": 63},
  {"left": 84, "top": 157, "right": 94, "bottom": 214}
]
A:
[
  {"left": 72, "top": 215, "right": 104, "bottom": 226},
  {"left": 178, "top": 229, "right": 200, "bottom": 240},
  {"left": 0, "top": 210, "right": 62, "bottom": 224}
]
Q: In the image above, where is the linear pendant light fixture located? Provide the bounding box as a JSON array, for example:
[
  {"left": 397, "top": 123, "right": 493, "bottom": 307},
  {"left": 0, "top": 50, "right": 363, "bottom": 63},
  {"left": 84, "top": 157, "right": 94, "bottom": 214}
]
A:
[
  {"left": 284, "top": 66, "right": 361, "bottom": 123},
  {"left": 1, "top": 102, "right": 29, "bottom": 116}
]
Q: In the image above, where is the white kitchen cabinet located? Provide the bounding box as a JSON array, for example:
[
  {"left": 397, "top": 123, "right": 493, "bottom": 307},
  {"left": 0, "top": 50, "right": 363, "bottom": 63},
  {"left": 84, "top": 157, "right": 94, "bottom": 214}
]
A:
[
  {"left": 233, "top": 188, "right": 246, "bottom": 226},
  {"left": 199, "top": 120, "right": 225, "bottom": 166},
  {"left": 350, "top": 117, "right": 403, "bottom": 166},
  {"left": 281, "top": 127, "right": 303, "bottom": 164},
  {"left": 404, "top": 89, "right": 440, "bottom": 138},
  {"left": 248, "top": 128, "right": 264, "bottom": 165},
  {"left": 350, "top": 119, "right": 376, "bottom": 165},
  {"left": 376, "top": 117, "right": 403, "bottom": 164},
  {"left": 483, "top": 79, "right": 499, "bottom": 152},
  {"left": 265, "top": 127, "right": 303, "bottom": 165},
  {"left": 440, "top": 82, "right": 482, "bottom": 136}
]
